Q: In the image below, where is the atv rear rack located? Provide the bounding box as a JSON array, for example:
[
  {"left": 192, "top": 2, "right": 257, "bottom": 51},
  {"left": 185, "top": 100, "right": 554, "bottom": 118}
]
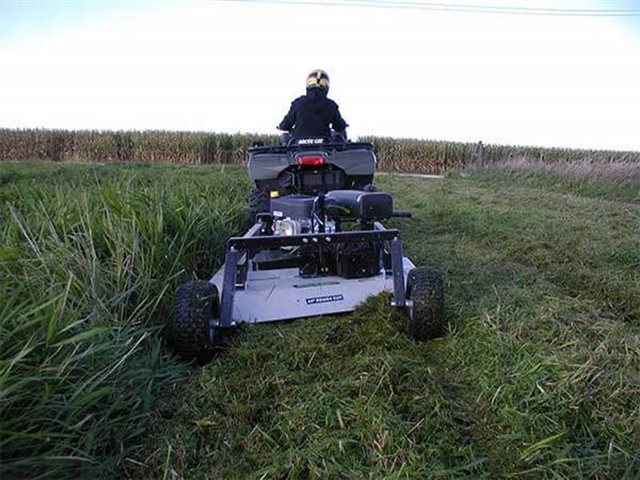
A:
[{"left": 248, "top": 142, "right": 374, "bottom": 154}]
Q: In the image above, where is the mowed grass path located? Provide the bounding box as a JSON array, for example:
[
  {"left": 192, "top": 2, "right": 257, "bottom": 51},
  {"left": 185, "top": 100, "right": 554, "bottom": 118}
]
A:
[
  {"left": 1, "top": 162, "right": 638, "bottom": 478},
  {"left": 139, "top": 168, "right": 639, "bottom": 478}
]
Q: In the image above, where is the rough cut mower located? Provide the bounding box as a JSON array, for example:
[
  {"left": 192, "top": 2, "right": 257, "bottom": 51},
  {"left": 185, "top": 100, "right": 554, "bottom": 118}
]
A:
[{"left": 168, "top": 137, "right": 446, "bottom": 363}]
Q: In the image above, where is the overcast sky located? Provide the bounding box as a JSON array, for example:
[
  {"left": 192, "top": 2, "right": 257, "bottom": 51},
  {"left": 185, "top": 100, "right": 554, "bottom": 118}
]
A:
[{"left": 1, "top": 0, "right": 639, "bottom": 150}]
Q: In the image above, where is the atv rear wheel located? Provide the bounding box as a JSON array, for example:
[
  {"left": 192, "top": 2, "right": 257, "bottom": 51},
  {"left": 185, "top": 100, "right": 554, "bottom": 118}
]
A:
[
  {"left": 406, "top": 267, "right": 446, "bottom": 340},
  {"left": 169, "top": 280, "right": 220, "bottom": 364},
  {"left": 248, "top": 188, "right": 270, "bottom": 223}
]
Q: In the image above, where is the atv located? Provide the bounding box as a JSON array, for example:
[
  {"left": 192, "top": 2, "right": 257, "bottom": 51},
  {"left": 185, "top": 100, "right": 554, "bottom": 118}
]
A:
[{"left": 168, "top": 137, "right": 446, "bottom": 363}]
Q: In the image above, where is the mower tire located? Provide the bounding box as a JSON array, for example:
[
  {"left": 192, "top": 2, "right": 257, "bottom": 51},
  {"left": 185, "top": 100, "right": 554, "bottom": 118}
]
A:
[
  {"left": 406, "top": 267, "right": 446, "bottom": 340},
  {"left": 248, "top": 188, "right": 270, "bottom": 223},
  {"left": 169, "top": 280, "right": 220, "bottom": 364}
]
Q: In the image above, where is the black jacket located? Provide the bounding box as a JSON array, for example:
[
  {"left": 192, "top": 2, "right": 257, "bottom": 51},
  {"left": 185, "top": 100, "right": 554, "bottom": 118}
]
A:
[{"left": 278, "top": 89, "right": 348, "bottom": 139}]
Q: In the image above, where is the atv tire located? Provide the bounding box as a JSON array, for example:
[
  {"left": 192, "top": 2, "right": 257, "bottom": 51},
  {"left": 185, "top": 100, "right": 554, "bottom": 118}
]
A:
[
  {"left": 248, "top": 188, "right": 270, "bottom": 223},
  {"left": 406, "top": 267, "right": 446, "bottom": 340},
  {"left": 169, "top": 280, "right": 220, "bottom": 364}
]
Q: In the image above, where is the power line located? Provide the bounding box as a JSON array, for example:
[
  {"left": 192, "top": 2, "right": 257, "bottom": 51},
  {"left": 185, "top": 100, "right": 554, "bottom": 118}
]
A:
[
  {"left": 217, "top": 0, "right": 640, "bottom": 16},
  {"left": 230, "top": 0, "right": 640, "bottom": 16},
  {"left": 366, "top": 0, "right": 640, "bottom": 14},
  {"left": 367, "top": 0, "right": 637, "bottom": 13}
]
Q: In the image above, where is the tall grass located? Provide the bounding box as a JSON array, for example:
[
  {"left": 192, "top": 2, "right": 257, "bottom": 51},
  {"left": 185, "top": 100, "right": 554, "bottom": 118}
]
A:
[
  {"left": 0, "top": 162, "right": 249, "bottom": 478},
  {"left": 470, "top": 157, "right": 640, "bottom": 203},
  {"left": 2, "top": 129, "right": 638, "bottom": 174}
]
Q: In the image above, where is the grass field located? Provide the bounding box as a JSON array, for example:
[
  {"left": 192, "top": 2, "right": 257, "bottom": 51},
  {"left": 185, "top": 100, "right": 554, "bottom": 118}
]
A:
[{"left": 1, "top": 161, "right": 639, "bottom": 479}]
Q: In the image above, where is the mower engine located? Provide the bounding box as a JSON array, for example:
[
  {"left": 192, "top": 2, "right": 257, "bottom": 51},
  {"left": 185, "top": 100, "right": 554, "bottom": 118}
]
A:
[
  {"left": 270, "top": 191, "right": 393, "bottom": 233},
  {"left": 270, "top": 194, "right": 336, "bottom": 236},
  {"left": 264, "top": 190, "right": 395, "bottom": 279}
]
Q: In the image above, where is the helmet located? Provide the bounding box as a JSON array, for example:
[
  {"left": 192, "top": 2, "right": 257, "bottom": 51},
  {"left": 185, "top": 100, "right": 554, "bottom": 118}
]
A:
[{"left": 306, "top": 69, "right": 330, "bottom": 92}]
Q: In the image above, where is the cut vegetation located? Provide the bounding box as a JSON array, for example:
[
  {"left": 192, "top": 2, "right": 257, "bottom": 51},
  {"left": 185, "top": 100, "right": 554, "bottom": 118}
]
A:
[{"left": 1, "top": 161, "right": 638, "bottom": 478}]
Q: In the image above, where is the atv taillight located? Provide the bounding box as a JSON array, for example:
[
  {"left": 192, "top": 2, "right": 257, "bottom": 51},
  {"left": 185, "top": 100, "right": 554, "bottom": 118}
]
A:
[{"left": 297, "top": 156, "right": 325, "bottom": 166}]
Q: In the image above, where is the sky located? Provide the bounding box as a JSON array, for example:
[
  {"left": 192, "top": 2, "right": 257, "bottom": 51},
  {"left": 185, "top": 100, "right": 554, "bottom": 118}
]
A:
[{"left": 0, "top": 0, "right": 639, "bottom": 150}]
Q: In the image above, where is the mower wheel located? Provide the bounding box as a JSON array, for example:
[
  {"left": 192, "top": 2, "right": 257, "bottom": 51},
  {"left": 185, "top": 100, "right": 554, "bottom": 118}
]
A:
[
  {"left": 169, "top": 280, "right": 220, "bottom": 364},
  {"left": 406, "top": 267, "right": 446, "bottom": 340},
  {"left": 248, "top": 188, "right": 270, "bottom": 223}
]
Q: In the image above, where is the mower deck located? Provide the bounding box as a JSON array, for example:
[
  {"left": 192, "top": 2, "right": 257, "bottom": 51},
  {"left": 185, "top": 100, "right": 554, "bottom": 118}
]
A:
[{"left": 210, "top": 257, "right": 415, "bottom": 325}]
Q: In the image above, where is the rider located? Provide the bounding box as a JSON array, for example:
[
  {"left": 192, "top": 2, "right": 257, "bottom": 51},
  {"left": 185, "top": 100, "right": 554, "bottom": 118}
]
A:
[{"left": 278, "top": 69, "right": 348, "bottom": 143}]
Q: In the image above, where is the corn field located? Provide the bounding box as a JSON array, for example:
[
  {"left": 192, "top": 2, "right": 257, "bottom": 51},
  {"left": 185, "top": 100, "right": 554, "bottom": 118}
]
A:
[{"left": 1, "top": 129, "right": 638, "bottom": 173}]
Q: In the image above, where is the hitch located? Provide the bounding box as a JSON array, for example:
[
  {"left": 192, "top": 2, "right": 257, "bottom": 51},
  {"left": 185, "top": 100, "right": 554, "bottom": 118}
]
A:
[{"left": 391, "top": 210, "right": 412, "bottom": 218}]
